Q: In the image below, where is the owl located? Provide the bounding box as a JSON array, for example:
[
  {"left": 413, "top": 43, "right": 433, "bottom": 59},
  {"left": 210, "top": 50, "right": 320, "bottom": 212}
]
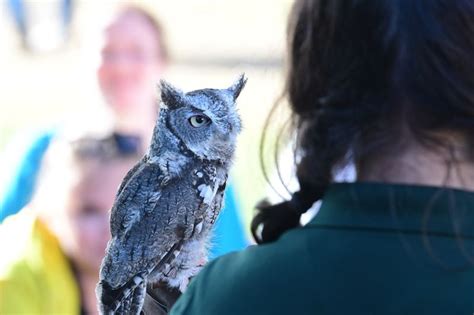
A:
[{"left": 96, "top": 74, "right": 247, "bottom": 314}]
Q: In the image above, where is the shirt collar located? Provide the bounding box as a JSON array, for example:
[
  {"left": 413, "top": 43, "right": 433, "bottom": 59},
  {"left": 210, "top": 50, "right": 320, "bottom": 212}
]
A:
[{"left": 308, "top": 182, "right": 474, "bottom": 239}]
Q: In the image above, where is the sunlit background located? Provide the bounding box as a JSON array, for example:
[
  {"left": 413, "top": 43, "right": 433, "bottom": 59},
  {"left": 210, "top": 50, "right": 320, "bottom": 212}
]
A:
[{"left": 0, "top": 0, "right": 293, "bottom": 232}]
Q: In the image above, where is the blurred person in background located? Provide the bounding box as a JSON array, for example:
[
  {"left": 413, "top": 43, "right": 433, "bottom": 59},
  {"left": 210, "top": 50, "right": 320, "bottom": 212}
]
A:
[
  {"left": 169, "top": 0, "right": 474, "bottom": 314},
  {"left": 0, "top": 133, "right": 138, "bottom": 314},
  {"left": 0, "top": 4, "right": 248, "bottom": 257},
  {"left": 0, "top": 5, "right": 167, "bottom": 220}
]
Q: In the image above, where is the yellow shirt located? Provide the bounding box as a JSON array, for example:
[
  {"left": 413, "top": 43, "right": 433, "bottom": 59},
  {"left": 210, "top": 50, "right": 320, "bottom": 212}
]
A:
[{"left": 0, "top": 210, "right": 80, "bottom": 314}]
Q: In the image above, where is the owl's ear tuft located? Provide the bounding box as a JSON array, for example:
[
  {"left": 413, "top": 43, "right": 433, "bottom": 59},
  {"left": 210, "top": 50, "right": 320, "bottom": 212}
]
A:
[
  {"left": 159, "top": 80, "right": 184, "bottom": 108},
  {"left": 228, "top": 73, "right": 247, "bottom": 101}
]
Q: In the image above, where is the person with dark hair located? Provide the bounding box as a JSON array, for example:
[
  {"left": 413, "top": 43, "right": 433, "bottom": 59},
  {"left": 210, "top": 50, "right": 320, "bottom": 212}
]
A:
[{"left": 168, "top": 0, "right": 474, "bottom": 314}]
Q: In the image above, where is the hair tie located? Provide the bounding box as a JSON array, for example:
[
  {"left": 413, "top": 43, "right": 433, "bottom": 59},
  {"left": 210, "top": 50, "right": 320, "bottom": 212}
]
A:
[{"left": 288, "top": 190, "right": 316, "bottom": 214}]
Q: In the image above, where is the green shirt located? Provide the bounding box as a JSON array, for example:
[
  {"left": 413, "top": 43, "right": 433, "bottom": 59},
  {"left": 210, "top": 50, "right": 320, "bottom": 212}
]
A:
[{"left": 171, "top": 183, "right": 474, "bottom": 315}]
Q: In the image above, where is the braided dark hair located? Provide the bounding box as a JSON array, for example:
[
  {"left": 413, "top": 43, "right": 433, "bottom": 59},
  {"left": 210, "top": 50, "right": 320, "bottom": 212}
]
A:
[{"left": 252, "top": 0, "right": 474, "bottom": 244}]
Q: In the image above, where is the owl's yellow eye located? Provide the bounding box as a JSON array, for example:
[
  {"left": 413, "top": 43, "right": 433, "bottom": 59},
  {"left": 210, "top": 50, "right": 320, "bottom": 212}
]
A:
[{"left": 189, "top": 115, "right": 210, "bottom": 128}]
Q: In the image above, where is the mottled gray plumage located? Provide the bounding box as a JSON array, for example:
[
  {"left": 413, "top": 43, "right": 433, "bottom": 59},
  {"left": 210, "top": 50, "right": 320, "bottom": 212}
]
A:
[{"left": 96, "top": 75, "right": 247, "bottom": 314}]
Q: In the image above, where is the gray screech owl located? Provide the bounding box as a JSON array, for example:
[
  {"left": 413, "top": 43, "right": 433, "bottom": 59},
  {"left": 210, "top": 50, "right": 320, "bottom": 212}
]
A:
[{"left": 96, "top": 74, "right": 247, "bottom": 314}]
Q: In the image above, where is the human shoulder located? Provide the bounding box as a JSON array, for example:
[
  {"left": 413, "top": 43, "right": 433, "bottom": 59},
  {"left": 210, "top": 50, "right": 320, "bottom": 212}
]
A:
[
  {"left": 0, "top": 129, "right": 54, "bottom": 176},
  {"left": 0, "top": 212, "right": 43, "bottom": 312},
  {"left": 0, "top": 129, "right": 55, "bottom": 221},
  {"left": 0, "top": 211, "right": 80, "bottom": 313},
  {"left": 0, "top": 211, "right": 36, "bottom": 266},
  {"left": 171, "top": 227, "right": 317, "bottom": 315}
]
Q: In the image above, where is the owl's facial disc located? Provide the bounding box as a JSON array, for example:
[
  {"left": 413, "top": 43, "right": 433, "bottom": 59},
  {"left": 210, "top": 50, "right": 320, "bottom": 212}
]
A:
[
  {"left": 159, "top": 78, "right": 245, "bottom": 160},
  {"left": 166, "top": 103, "right": 239, "bottom": 161}
]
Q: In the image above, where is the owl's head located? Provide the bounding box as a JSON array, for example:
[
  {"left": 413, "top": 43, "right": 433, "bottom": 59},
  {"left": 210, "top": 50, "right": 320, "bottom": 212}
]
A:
[{"left": 157, "top": 74, "right": 246, "bottom": 161}]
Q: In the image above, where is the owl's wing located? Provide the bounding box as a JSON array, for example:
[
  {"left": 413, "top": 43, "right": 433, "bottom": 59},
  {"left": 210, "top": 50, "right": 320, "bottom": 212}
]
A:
[
  {"left": 110, "top": 160, "right": 164, "bottom": 235},
  {"left": 102, "top": 159, "right": 201, "bottom": 312},
  {"left": 116, "top": 155, "right": 147, "bottom": 198},
  {"left": 99, "top": 241, "right": 183, "bottom": 314}
]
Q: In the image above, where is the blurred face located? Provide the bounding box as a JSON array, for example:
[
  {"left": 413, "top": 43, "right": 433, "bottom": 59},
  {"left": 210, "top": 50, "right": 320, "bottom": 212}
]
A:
[
  {"left": 61, "top": 160, "right": 133, "bottom": 274},
  {"left": 97, "top": 11, "right": 166, "bottom": 118}
]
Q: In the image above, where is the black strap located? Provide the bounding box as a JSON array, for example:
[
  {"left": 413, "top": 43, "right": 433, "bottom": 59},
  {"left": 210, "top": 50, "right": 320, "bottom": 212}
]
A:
[{"left": 141, "top": 282, "right": 182, "bottom": 315}]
